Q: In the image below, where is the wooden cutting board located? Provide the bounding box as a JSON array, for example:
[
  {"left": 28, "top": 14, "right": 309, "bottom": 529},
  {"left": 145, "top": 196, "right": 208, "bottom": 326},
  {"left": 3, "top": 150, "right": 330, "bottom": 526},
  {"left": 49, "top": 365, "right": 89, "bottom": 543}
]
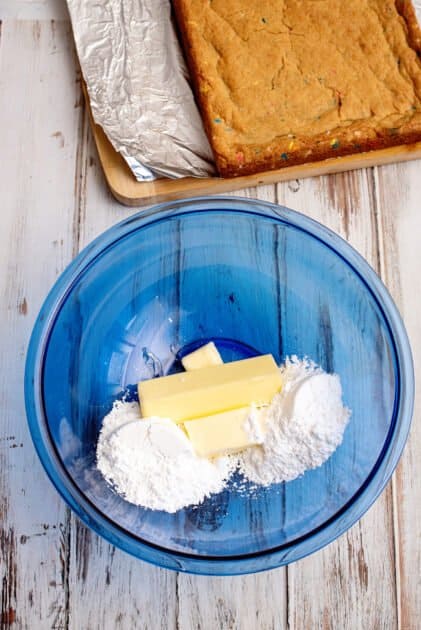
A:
[{"left": 84, "top": 87, "right": 421, "bottom": 207}]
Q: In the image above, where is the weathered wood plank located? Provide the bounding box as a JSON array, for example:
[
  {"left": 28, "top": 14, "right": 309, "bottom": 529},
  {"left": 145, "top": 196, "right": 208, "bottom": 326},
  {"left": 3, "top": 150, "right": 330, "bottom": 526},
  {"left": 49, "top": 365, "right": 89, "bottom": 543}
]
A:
[
  {"left": 276, "top": 170, "right": 398, "bottom": 630},
  {"left": 68, "top": 161, "right": 288, "bottom": 628},
  {"left": 0, "top": 0, "right": 68, "bottom": 21},
  {"left": 69, "top": 517, "right": 177, "bottom": 630},
  {"left": 0, "top": 19, "right": 82, "bottom": 630},
  {"left": 177, "top": 569, "right": 287, "bottom": 630},
  {"left": 66, "top": 123, "right": 178, "bottom": 630},
  {"left": 176, "top": 185, "right": 288, "bottom": 630},
  {"left": 374, "top": 160, "right": 421, "bottom": 630}
]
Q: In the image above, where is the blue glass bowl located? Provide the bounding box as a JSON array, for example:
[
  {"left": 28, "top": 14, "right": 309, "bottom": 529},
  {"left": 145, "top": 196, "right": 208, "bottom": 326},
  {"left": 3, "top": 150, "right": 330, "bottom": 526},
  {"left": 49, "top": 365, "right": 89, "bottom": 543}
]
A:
[{"left": 25, "top": 196, "right": 414, "bottom": 575}]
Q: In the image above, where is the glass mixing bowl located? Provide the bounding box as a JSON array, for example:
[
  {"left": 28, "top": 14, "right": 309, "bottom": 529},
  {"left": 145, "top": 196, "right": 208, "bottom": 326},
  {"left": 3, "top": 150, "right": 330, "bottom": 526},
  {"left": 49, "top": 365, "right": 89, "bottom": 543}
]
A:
[{"left": 25, "top": 197, "right": 413, "bottom": 575}]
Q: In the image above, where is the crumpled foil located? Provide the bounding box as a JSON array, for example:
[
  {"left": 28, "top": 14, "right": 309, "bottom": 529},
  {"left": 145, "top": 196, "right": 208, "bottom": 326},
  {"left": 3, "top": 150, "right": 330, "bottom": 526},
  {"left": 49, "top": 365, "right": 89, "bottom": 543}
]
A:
[{"left": 67, "top": 0, "right": 216, "bottom": 181}]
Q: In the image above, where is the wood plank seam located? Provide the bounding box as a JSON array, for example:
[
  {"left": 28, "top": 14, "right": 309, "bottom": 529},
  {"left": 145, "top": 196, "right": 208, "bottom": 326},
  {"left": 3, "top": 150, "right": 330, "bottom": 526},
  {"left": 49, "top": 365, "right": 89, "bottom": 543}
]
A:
[
  {"left": 65, "top": 59, "right": 90, "bottom": 630},
  {"left": 175, "top": 573, "right": 180, "bottom": 630},
  {"left": 72, "top": 74, "right": 88, "bottom": 258},
  {"left": 60, "top": 518, "right": 71, "bottom": 630},
  {"left": 367, "top": 168, "right": 382, "bottom": 277},
  {"left": 56, "top": 29, "right": 90, "bottom": 630},
  {"left": 276, "top": 182, "right": 290, "bottom": 630},
  {"left": 391, "top": 475, "right": 402, "bottom": 630},
  {"left": 363, "top": 169, "right": 401, "bottom": 630},
  {"left": 275, "top": 170, "right": 399, "bottom": 630},
  {"left": 372, "top": 165, "right": 404, "bottom": 630}
]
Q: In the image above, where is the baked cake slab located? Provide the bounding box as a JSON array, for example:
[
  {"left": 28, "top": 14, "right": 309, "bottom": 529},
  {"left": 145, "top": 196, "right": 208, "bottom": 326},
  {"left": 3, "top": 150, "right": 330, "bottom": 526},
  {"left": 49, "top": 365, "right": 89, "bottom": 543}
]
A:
[{"left": 173, "top": 0, "right": 421, "bottom": 176}]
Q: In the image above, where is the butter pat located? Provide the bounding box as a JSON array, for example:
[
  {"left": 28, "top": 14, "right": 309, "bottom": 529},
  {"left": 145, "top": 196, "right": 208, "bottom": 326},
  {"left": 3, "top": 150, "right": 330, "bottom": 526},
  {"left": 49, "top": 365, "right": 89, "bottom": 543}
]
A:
[
  {"left": 138, "top": 354, "right": 282, "bottom": 422},
  {"left": 181, "top": 342, "right": 222, "bottom": 371},
  {"left": 184, "top": 406, "right": 265, "bottom": 457}
]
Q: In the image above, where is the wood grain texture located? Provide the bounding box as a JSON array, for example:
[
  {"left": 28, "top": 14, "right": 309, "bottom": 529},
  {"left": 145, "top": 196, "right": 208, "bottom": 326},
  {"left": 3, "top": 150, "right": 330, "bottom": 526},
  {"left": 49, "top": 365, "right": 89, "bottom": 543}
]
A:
[
  {"left": 68, "top": 517, "right": 177, "bottom": 630},
  {"left": 177, "top": 569, "right": 287, "bottom": 630},
  {"left": 374, "top": 160, "right": 421, "bottom": 630},
  {"left": 0, "top": 18, "right": 82, "bottom": 630},
  {"left": 275, "top": 171, "right": 399, "bottom": 630},
  {"left": 176, "top": 184, "right": 288, "bottom": 630},
  {"left": 65, "top": 122, "right": 178, "bottom": 630},
  {"left": 0, "top": 0, "right": 68, "bottom": 20}
]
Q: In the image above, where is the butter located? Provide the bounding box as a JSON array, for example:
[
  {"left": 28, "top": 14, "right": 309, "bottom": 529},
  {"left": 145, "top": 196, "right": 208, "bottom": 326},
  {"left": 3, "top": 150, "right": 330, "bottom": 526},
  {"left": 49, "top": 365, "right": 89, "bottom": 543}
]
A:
[
  {"left": 184, "top": 406, "right": 265, "bottom": 457},
  {"left": 138, "top": 354, "right": 282, "bottom": 422},
  {"left": 181, "top": 341, "right": 222, "bottom": 371}
]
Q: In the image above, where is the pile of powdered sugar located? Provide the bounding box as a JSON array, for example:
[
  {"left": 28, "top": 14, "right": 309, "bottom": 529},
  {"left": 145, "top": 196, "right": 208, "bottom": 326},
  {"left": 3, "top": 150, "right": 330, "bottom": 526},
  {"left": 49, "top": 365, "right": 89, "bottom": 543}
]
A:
[
  {"left": 96, "top": 400, "right": 234, "bottom": 513},
  {"left": 237, "top": 357, "right": 351, "bottom": 485},
  {"left": 96, "top": 357, "right": 350, "bottom": 512}
]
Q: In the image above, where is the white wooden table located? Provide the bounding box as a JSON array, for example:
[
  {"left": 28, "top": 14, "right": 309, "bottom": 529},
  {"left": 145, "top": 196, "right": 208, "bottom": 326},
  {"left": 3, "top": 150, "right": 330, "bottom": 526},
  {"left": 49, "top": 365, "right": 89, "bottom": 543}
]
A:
[{"left": 1, "top": 1, "right": 420, "bottom": 628}]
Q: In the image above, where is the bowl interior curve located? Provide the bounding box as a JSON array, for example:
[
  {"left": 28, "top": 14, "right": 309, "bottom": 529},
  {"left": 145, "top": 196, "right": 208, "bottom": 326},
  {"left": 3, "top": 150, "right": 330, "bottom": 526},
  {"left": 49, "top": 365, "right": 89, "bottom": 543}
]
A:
[{"left": 40, "top": 205, "right": 399, "bottom": 559}]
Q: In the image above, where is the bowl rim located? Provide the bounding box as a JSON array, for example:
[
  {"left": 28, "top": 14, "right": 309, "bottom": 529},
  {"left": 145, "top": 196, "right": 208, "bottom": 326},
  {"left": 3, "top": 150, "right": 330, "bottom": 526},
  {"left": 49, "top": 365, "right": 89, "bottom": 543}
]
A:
[{"left": 24, "top": 195, "right": 414, "bottom": 575}]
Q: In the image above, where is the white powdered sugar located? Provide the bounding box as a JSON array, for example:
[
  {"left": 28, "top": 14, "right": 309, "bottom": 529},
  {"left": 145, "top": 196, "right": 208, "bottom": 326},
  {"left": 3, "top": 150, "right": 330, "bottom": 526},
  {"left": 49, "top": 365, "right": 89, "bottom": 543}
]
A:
[
  {"left": 96, "top": 357, "right": 350, "bottom": 512},
  {"left": 96, "top": 400, "right": 234, "bottom": 513},
  {"left": 237, "top": 357, "right": 351, "bottom": 485},
  {"left": 242, "top": 404, "right": 267, "bottom": 445}
]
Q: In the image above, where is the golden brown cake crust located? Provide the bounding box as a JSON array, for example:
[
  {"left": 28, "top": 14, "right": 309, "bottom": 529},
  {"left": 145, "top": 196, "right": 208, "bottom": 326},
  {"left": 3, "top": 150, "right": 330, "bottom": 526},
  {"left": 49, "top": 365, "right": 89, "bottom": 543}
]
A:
[{"left": 172, "top": 0, "right": 421, "bottom": 177}]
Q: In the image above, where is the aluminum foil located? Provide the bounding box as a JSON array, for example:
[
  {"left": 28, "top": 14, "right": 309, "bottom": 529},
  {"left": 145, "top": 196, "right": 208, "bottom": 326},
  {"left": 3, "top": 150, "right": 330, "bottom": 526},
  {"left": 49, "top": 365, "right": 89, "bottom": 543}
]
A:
[{"left": 67, "top": 0, "right": 216, "bottom": 181}]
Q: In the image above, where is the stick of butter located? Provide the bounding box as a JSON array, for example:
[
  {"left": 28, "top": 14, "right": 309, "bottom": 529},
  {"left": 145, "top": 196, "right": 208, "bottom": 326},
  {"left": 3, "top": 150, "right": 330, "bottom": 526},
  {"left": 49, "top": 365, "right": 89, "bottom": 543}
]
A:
[
  {"left": 138, "top": 354, "right": 281, "bottom": 422},
  {"left": 181, "top": 342, "right": 222, "bottom": 371},
  {"left": 184, "top": 406, "right": 265, "bottom": 457}
]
